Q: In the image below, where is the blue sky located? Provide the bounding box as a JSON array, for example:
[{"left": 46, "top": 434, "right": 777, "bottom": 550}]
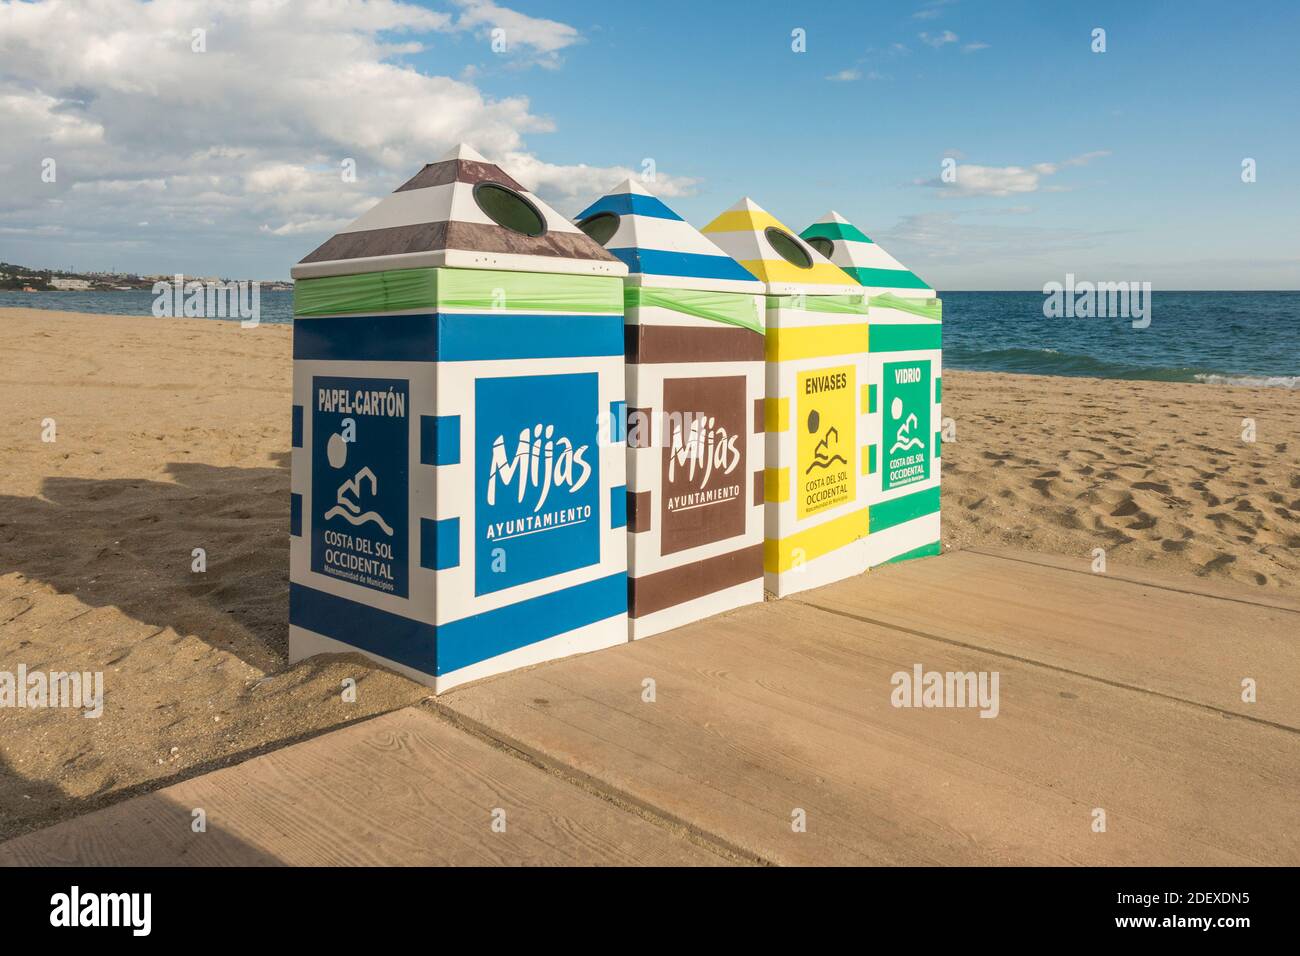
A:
[{"left": 2, "top": 0, "right": 1297, "bottom": 287}]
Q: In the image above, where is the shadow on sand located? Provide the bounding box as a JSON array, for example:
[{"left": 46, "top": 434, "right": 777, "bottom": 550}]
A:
[{"left": 0, "top": 457, "right": 292, "bottom": 672}]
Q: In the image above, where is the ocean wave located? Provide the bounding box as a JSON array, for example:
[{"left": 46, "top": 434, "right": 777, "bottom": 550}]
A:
[
  {"left": 945, "top": 346, "right": 1298, "bottom": 387},
  {"left": 1194, "top": 373, "right": 1300, "bottom": 389}
]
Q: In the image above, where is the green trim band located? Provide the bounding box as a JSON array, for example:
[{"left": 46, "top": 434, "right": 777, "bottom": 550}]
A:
[
  {"left": 847, "top": 267, "right": 932, "bottom": 292},
  {"left": 868, "top": 323, "right": 942, "bottom": 352},
  {"left": 294, "top": 267, "right": 624, "bottom": 317},
  {"left": 870, "top": 486, "right": 940, "bottom": 533},
  {"left": 767, "top": 293, "right": 869, "bottom": 315},
  {"left": 870, "top": 292, "right": 942, "bottom": 322},
  {"left": 800, "top": 221, "right": 872, "bottom": 244},
  {"left": 880, "top": 540, "right": 941, "bottom": 566},
  {"left": 625, "top": 286, "right": 763, "bottom": 335}
]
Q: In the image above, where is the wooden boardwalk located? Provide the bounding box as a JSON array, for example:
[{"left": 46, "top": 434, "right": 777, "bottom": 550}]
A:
[{"left": 3, "top": 548, "right": 1297, "bottom": 866}]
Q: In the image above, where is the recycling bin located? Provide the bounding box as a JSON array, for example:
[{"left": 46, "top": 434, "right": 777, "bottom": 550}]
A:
[
  {"left": 288, "top": 144, "right": 629, "bottom": 693},
  {"left": 703, "top": 200, "right": 870, "bottom": 597},
  {"left": 801, "top": 212, "right": 942, "bottom": 568},
  {"left": 575, "top": 179, "right": 766, "bottom": 639}
]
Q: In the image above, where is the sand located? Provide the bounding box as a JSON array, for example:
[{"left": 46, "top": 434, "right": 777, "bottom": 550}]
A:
[
  {"left": 0, "top": 307, "right": 1297, "bottom": 843},
  {"left": 940, "top": 371, "right": 1300, "bottom": 589}
]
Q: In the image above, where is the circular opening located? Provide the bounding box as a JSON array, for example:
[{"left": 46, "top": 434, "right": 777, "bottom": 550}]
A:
[
  {"left": 473, "top": 182, "right": 546, "bottom": 237},
  {"left": 577, "top": 212, "right": 621, "bottom": 246},
  {"left": 764, "top": 227, "right": 813, "bottom": 269},
  {"left": 806, "top": 236, "right": 835, "bottom": 259}
]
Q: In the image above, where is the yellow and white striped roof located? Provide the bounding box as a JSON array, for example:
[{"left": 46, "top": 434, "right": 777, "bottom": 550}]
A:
[{"left": 701, "top": 198, "right": 861, "bottom": 296}]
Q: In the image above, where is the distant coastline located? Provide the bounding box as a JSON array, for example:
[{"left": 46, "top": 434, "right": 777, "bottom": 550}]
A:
[{"left": 0, "top": 260, "right": 290, "bottom": 293}]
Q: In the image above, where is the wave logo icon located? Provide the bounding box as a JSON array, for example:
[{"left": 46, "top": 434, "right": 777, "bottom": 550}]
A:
[
  {"left": 323, "top": 431, "right": 394, "bottom": 535},
  {"left": 889, "top": 398, "right": 925, "bottom": 455},
  {"left": 804, "top": 409, "right": 848, "bottom": 475}
]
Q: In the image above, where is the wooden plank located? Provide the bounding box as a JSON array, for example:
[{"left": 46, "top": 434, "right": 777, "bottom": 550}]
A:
[
  {"left": 800, "top": 549, "right": 1300, "bottom": 727},
  {"left": 0, "top": 708, "right": 729, "bottom": 867},
  {"left": 439, "top": 566, "right": 1300, "bottom": 866}
]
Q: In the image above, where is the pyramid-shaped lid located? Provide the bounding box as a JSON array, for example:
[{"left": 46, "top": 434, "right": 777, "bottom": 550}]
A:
[
  {"left": 573, "top": 179, "right": 762, "bottom": 294},
  {"left": 292, "top": 144, "right": 626, "bottom": 280},
  {"left": 800, "top": 211, "right": 934, "bottom": 298},
  {"left": 700, "top": 198, "right": 861, "bottom": 296}
]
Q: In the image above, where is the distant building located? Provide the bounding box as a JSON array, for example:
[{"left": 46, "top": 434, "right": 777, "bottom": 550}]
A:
[{"left": 49, "top": 278, "right": 93, "bottom": 291}]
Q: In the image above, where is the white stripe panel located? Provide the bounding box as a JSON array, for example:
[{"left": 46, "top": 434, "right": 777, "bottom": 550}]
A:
[
  {"left": 863, "top": 285, "right": 935, "bottom": 299},
  {"left": 624, "top": 273, "right": 763, "bottom": 294},
  {"left": 765, "top": 541, "right": 868, "bottom": 598},
  {"left": 338, "top": 182, "right": 587, "bottom": 236},
  {"left": 625, "top": 300, "right": 764, "bottom": 329},
  {"left": 340, "top": 182, "right": 454, "bottom": 233},
  {"left": 291, "top": 249, "right": 626, "bottom": 279},
  {"left": 701, "top": 228, "right": 766, "bottom": 265},
  {"left": 840, "top": 238, "right": 914, "bottom": 273},
  {"left": 609, "top": 214, "right": 743, "bottom": 258},
  {"left": 863, "top": 512, "right": 940, "bottom": 569}
]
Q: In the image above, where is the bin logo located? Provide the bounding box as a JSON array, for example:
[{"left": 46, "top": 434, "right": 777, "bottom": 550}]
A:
[
  {"left": 882, "top": 359, "right": 931, "bottom": 491},
  {"left": 475, "top": 373, "right": 601, "bottom": 596},
  {"left": 311, "top": 376, "right": 409, "bottom": 598},
  {"left": 660, "top": 376, "right": 746, "bottom": 555},
  {"left": 797, "top": 365, "right": 855, "bottom": 519}
]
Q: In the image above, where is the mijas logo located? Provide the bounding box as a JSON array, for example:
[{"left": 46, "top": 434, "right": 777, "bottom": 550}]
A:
[
  {"left": 487, "top": 422, "right": 592, "bottom": 517},
  {"left": 667, "top": 413, "right": 740, "bottom": 491}
]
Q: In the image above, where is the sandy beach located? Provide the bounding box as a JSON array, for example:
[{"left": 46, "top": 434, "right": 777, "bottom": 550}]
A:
[{"left": 1, "top": 306, "right": 1297, "bottom": 843}]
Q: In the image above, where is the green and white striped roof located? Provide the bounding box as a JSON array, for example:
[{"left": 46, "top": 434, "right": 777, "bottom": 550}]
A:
[{"left": 800, "top": 211, "right": 934, "bottom": 298}]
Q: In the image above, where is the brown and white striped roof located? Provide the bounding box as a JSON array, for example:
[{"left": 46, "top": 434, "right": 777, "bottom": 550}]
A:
[{"left": 292, "top": 144, "right": 626, "bottom": 279}]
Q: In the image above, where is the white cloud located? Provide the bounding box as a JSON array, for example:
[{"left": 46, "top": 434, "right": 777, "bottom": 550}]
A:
[
  {"left": 451, "top": 0, "right": 582, "bottom": 69},
  {"left": 962, "top": 42, "right": 990, "bottom": 52},
  {"left": 913, "top": 0, "right": 958, "bottom": 19},
  {"left": 920, "top": 30, "right": 959, "bottom": 48},
  {"left": 501, "top": 153, "right": 699, "bottom": 212},
  {"left": 873, "top": 210, "right": 1122, "bottom": 289},
  {"left": 916, "top": 151, "right": 1111, "bottom": 197},
  {"left": 826, "top": 68, "right": 862, "bottom": 82},
  {"left": 0, "top": 0, "right": 692, "bottom": 276}
]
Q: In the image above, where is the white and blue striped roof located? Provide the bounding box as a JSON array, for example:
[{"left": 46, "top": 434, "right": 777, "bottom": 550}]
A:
[{"left": 575, "top": 179, "right": 763, "bottom": 293}]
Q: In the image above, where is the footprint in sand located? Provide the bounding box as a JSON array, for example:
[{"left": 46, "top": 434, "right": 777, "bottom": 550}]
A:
[
  {"left": 1132, "top": 481, "right": 1172, "bottom": 494},
  {"left": 1201, "top": 553, "right": 1238, "bottom": 574},
  {"left": 1109, "top": 497, "right": 1141, "bottom": 517},
  {"left": 1030, "top": 478, "right": 1054, "bottom": 499}
]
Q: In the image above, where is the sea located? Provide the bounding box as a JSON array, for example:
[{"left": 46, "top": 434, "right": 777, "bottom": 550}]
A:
[{"left": 2, "top": 289, "right": 1296, "bottom": 388}]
